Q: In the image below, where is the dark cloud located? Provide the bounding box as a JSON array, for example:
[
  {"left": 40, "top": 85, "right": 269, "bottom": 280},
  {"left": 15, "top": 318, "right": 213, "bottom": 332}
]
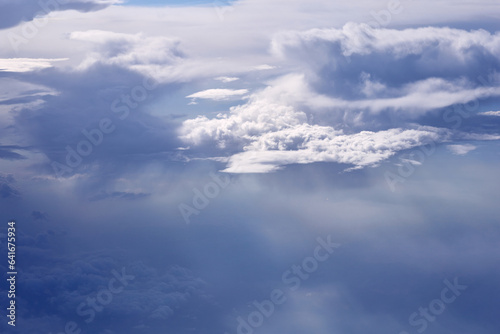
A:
[
  {"left": 12, "top": 64, "right": 183, "bottom": 186},
  {"left": 0, "top": 145, "right": 27, "bottom": 160},
  {"left": 0, "top": 173, "right": 20, "bottom": 198}
]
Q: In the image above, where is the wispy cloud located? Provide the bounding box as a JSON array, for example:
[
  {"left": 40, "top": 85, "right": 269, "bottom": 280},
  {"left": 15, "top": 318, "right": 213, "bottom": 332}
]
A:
[
  {"left": 0, "top": 58, "right": 68, "bottom": 72},
  {"left": 186, "top": 88, "right": 249, "bottom": 101}
]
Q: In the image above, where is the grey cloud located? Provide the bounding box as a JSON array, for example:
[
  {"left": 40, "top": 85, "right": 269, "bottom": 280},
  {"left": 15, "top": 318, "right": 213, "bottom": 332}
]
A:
[
  {"left": 0, "top": 173, "right": 20, "bottom": 198},
  {"left": 0, "top": 145, "right": 28, "bottom": 160}
]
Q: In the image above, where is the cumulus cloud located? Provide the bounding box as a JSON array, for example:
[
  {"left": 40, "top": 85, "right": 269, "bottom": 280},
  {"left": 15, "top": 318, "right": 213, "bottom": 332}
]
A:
[
  {"left": 270, "top": 23, "right": 500, "bottom": 115},
  {"left": 180, "top": 87, "right": 453, "bottom": 173},
  {"left": 70, "top": 30, "right": 185, "bottom": 78},
  {"left": 180, "top": 98, "right": 308, "bottom": 148},
  {"left": 176, "top": 24, "right": 500, "bottom": 174},
  {"left": 178, "top": 21, "right": 500, "bottom": 174},
  {"left": 222, "top": 127, "right": 448, "bottom": 173},
  {"left": 272, "top": 23, "right": 500, "bottom": 63}
]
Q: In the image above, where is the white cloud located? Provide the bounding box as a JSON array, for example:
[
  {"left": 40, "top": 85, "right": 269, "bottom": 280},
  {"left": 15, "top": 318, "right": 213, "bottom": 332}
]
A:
[
  {"left": 447, "top": 144, "right": 477, "bottom": 155},
  {"left": 222, "top": 127, "right": 448, "bottom": 173},
  {"left": 215, "top": 76, "right": 239, "bottom": 83},
  {"left": 0, "top": 58, "right": 68, "bottom": 72},
  {"left": 69, "top": 30, "right": 184, "bottom": 77},
  {"left": 479, "top": 111, "right": 500, "bottom": 116},
  {"left": 272, "top": 23, "right": 500, "bottom": 60},
  {"left": 269, "top": 24, "right": 500, "bottom": 116},
  {"left": 180, "top": 97, "right": 308, "bottom": 148},
  {"left": 180, "top": 85, "right": 453, "bottom": 173},
  {"left": 254, "top": 64, "right": 276, "bottom": 70},
  {"left": 186, "top": 88, "right": 249, "bottom": 101}
]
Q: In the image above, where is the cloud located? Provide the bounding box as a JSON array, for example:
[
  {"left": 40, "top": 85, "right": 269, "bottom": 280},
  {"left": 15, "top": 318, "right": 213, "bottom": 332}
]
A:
[
  {"left": 272, "top": 23, "right": 500, "bottom": 63},
  {"left": 270, "top": 23, "right": 500, "bottom": 115},
  {"left": 180, "top": 97, "right": 308, "bottom": 148},
  {"left": 1, "top": 2, "right": 500, "bottom": 334},
  {"left": 180, "top": 86, "right": 454, "bottom": 173},
  {"left": 0, "top": 173, "right": 20, "bottom": 198},
  {"left": 69, "top": 30, "right": 185, "bottom": 79},
  {"left": 0, "top": 145, "right": 28, "bottom": 160},
  {"left": 186, "top": 88, "right": 249, "bottom": 101},
  {"left": 222, "top": 127, "right": 449, "bottom": 173},
  {"left": 479, "top": 110, "right": 500, "bottom": 116},
  {"left": 254, "top": 64, "right": 276, "bottom": 70},
  {"left": 15, "top": 243, "right": 210, "bottom": 333},
  {"left": 0, "top": 0, "right": 121, "bottom": 30},
  {"left": 215, "top": 76, "right": 240, "bottom": 83},
  {"left": 0, "top": 58, "right": 68, "bottom": 72},
  {"left": 447, "top": 144, "right": 477, "bottom": 155}
]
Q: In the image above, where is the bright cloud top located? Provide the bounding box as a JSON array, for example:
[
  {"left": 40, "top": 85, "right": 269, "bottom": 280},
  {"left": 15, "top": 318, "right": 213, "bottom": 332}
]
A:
[{"left": 180, "top": 89, "right": 452, "bottom": 173}]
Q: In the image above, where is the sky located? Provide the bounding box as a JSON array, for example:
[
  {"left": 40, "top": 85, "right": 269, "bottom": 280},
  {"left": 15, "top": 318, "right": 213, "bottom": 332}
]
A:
[{"left": 0, "top": 0, "right": 499, "bottom": 333}]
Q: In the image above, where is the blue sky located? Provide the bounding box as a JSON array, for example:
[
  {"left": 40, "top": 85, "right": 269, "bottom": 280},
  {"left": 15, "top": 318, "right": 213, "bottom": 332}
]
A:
[{"left": 0, "top": 0, "right": 500, "bottom": 334}]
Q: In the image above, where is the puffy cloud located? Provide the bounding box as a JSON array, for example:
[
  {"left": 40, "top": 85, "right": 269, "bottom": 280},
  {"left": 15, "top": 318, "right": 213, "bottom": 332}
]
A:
[
  {"left": 272, "top": 23, "right": 500, "bottom": 63},
  {"left": 223, "top": 127, "right": 448, "bottom": 173},
  {"left": 180, "top": 85, "right": 453, "bottom": 173},
  {"left": 70, "top": 30, "right": 184, "bottom": 77},
  {"left": 177, "top": 24, "right": 500, "bottom": 174},
  {"left": 180, "top": 98, "right": 308, "bottom": 149},
  {"left": 270, "top": 23, "right": 500, "bottom": 115}
]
